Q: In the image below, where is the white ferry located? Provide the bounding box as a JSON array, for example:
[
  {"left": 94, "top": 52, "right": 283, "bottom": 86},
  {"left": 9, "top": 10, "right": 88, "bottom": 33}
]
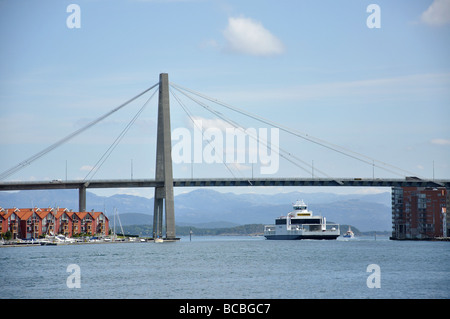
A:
[{"left": 264, "top": 200, "right": 340, "bottom": 240}]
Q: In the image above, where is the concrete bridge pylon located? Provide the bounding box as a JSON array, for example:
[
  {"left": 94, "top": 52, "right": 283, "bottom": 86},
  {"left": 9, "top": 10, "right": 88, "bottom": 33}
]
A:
[{"left": 152, "top": 73, "right": 177, "bottom": 240}]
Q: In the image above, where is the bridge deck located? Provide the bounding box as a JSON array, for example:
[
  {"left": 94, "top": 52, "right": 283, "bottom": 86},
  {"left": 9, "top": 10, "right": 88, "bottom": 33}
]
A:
[{"left": 0, "top": 177, "right": 448, "bottom": 191}]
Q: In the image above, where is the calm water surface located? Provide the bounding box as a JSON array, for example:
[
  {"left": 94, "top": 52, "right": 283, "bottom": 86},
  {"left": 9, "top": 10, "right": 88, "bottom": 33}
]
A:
[{"left": 1, "top": 236, "right": 449, "bottom": 299}]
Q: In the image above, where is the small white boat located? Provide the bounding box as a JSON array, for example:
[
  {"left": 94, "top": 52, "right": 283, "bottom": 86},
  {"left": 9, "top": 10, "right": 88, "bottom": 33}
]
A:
[
  {"left": 55, "top": 234, "right": 76, "bottom": 243},
  {"left": 154, "top": 238, "right": 164, "bottom": 243},
  {"left": 343, "top": 226, "right": 355, "bottom": 239}
]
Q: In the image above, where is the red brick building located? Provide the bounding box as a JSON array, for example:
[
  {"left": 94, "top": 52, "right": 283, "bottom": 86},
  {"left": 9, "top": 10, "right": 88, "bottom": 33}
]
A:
[
  {"left": 55, "top": 209, "right": 73, "bottom": 237},
  {"left": 91, "top": 211, "right": 109, "bottom": 236},
  {"left": 19, "top": 209, "right": 40, "bottom": 239},
  {"left": 0, "top": 208, "right": 20, "bottom": 239},
  {"left": 392, "top": 187, "right": 449, "bottom": 239},
  {"left": 0, "top": 207, "right": 109, "bottom": 239}
]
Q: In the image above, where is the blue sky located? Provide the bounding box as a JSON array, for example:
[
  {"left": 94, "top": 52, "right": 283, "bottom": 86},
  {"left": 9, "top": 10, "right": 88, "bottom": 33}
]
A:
[{"left": 0, "top": 0, "right": 449, "bottom": 197}]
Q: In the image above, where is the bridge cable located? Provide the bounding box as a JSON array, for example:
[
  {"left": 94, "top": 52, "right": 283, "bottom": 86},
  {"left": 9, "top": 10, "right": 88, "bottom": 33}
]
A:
[
  {"left": 170, "top": 84, "right": 330, "bottom": 178},
  {"left": 181, "top": 87, "right": 330, "bottom": 177},
  {"left": 0, "top": 83, "right": 159, "bottom": 181},
  {"left": 171, "top": 85, "right": 329, "bottom": 177},
  {"left": 172, "top": 86, "right": 313, "bottom": 177},
  {"left": 169, "top": 87, "right": 241, "bottom": 180},
  {"left": 170, "top": 81, "right": 402, "bottom": 176},
  {"left": 83, "top": 86, "right": 158, "bottom": 181},
  {"left": 170, "top": 82, "right": 417, "bottom": 178}
]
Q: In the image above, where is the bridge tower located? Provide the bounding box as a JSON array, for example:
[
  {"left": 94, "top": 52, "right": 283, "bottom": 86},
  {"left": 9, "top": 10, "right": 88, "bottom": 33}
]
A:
[{"left": 153, "top": 73, "right": 177, "bottom": 240}]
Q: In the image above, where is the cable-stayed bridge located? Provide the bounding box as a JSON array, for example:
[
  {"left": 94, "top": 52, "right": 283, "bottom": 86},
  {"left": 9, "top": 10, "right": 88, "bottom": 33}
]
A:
[
  {"left": 1, "top": 177, "right": 447, "bottom": 191},
  {"left": 1, "top": 74, "right": 449, "bottom": 240}
]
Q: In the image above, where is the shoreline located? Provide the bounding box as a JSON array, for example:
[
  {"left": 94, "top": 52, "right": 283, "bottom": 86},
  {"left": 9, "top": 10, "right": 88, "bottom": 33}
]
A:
[
  {"left": 0, "top": 240, "right": 141, "bottom": 248},
  {"left": 3, "top": 235, "right": 450, "bottom": 247},
  {"left": 389, "top": 237, "right": 450, "bottom": 242}
]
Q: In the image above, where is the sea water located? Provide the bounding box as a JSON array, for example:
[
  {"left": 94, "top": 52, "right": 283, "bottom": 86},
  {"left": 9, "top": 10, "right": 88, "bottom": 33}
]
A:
[{"left": 1, "top": 236, "right": 449, "bottom": 299}]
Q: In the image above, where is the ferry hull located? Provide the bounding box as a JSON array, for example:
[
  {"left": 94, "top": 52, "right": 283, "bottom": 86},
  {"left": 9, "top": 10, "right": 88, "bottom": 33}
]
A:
[{"left": 264, "top": 234, "right": 339, "bottom": 240}]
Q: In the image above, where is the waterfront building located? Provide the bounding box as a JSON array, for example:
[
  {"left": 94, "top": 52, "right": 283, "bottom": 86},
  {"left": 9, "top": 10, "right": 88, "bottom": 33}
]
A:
[
  {"left": 0, "top": 208, "right": 20, "bottom": 239},
  {"left": 91, "top": 211, "right": 109, "bottom": 236},
  {"left": 392, "top": 187, "right": 449, "bottom": 239},
  {"left": 73, "top": 211, "right": 89, "bottom": 234},
  {"left": 55, "top": 209, "right": 73, "bottom": 237},
  {"left": 0, "top": 207, "right": 109, "bottom": 239},
  {"left": 36, "top": 208, "right": 56, "bottom": 236},
  {"left": 18, "top": 209, "right": 40, "bottom": 239}
]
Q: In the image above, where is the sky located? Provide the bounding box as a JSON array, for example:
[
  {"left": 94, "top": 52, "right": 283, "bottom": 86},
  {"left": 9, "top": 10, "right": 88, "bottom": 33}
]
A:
[{"left": 0, "top": 0, "right": 449, "bottom": 198}]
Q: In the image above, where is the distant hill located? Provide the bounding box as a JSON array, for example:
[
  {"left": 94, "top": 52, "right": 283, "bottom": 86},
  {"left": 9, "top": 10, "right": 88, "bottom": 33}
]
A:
[
  {"left": 0, "top": 188, "right": 392, "bottom": 231},
  {"left": 112, "top": 213, "right": 239, "bottom": 229},
  {"left": 171, "top": 189, "right": 391, "bottom": 231},
  {"left": 121, "top": 223, "right": 266, "bottom": 237}
]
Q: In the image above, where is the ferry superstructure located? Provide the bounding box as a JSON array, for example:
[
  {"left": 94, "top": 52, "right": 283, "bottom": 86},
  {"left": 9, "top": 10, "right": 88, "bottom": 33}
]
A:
[{"left": 264, "top": 200, "right": 340, "bottom": 240}]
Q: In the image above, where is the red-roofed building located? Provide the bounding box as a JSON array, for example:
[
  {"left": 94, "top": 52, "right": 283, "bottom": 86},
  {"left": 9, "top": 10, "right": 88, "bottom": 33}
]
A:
[
  {"left": 16, "top": 208, "right": 40, "bottom": 239},
  {"left": 90, "top": 211, "right": 109, "bottom": 236},
  {"left": 0, "top": 208, "right": 21, "bottom": 239},
  {"left": 0, "top": 207, "right": 9, "bottom": 236},
  {"left": 35, "top": 208, "right": 56, "bottom": 236},
  {"left": 74, "top": 211, "right": 90, "bottom": 234},
  {"left": 55, "top": 209, "right": 73, "bottom": 237},
  {"left": 1, "top": 207, "right": 109, "bottom": 239}
]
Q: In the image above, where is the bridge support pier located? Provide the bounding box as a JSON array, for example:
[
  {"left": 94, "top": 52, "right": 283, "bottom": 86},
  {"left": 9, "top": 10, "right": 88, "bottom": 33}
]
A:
[
  {"left": 78, "top": 186, "right": 86, "bottom": 212},
  {"left": 153, "top": 73, "right": 177, "bottom": 240}
]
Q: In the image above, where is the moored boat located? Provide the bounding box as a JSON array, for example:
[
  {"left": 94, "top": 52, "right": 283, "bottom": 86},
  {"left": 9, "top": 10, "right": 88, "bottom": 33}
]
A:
[{"left": 40, "top": 240, "right": 57, "bottom": 246}]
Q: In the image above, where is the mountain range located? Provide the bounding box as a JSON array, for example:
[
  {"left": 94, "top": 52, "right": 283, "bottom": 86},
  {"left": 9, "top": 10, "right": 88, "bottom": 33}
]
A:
[{"left": 0, "top": 188, "right": 392, "bottom": 231}]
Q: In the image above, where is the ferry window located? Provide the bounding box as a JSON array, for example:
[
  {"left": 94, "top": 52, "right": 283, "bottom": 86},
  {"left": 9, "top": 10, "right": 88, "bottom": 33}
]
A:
[{"left": 291, "top": 219, "right": 321, "bottom": 225}]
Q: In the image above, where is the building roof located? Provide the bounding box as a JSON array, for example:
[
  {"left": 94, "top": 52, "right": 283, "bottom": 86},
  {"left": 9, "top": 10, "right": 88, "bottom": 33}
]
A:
[
  {"left": 36, "top": 210, "right": 53, "bottom": 219},
  {"left": 0, "top": 209, "right": 20, "bottom": 220},
  {"left": 1, "top": 208, "right": 108, "bottom": 222},
  {"left": 17, "top": 210, "right": 34, "bottom": 221},
  {"left": 90, "top": 211, "right": 104, "bottom": 219},
  {"left": 55, "top": 210, "right": 72, "bottom": 219},
  {"left": 75, "top": 212, "right": 89, "bottom": 220}
]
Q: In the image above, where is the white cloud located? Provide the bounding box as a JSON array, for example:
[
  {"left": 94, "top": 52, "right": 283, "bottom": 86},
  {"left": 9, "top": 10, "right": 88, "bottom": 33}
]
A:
[
  {"left": 223, "top": 16, "right": 285, "bottom": 56},
  {"left": 431, "top": 138, "right": 450, "bottom": 145},
  {"left": 421, "top": 0, "right": 450, "bottom": 26}
]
